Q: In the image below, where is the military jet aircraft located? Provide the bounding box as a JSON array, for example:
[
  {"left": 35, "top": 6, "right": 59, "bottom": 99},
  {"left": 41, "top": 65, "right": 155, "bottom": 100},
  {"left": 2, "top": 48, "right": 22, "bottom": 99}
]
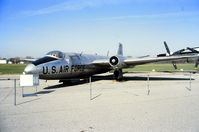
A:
[
  {"left": 157, "top": 41, "right": 199, "bottom": 68},
  {"left": 157, "top": 41, "right": 199, "bottom": 57},
  {"left": 24, "top": 43, "right": 197, "bottom": 82}
]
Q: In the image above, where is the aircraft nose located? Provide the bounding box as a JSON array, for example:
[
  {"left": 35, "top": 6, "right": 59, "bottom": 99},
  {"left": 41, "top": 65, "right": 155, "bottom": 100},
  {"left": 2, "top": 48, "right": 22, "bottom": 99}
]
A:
[{"left": 24, "top": 64, "right": 37, "bottom": 74}]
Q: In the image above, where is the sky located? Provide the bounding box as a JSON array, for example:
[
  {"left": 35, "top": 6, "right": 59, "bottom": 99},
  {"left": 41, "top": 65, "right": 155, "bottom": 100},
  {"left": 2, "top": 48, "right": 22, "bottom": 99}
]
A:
[{"left": 0, "top": 0, "right": 199, "bottom": 58}]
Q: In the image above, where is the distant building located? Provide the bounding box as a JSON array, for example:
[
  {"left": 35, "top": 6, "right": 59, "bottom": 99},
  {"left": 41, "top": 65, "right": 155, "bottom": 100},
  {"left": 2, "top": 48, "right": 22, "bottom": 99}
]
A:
[
  {"left": 0, "top": 59, "right": 7, "bottom": 64},
  {"left": 20, "top": 61, "right": 24, "bottom": 64},
  {"left": 8, "top": 61, "right": 12, "bottom": 64}
]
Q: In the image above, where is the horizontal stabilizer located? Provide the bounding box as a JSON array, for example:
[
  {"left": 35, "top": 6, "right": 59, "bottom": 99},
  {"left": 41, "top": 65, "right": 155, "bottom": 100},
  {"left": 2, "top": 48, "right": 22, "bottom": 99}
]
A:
[{"left": 187, "top": 47, "right": 199, "bottom": 53}]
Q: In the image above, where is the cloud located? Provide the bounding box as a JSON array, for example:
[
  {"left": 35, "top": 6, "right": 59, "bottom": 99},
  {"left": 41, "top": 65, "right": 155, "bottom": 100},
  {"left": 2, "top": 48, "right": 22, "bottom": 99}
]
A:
[
  {"left": 94, "top": 11, "right": 199, "bottom": 21},
  {"left": 19, "top": 0, "right": 131, "bottom": 17}
]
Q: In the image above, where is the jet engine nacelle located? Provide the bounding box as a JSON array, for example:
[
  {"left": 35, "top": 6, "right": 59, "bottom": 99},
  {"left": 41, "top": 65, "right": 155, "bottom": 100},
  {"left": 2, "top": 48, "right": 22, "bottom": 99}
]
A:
[{"left": 109, "top": 55, "right": 126, "bottom": 69}]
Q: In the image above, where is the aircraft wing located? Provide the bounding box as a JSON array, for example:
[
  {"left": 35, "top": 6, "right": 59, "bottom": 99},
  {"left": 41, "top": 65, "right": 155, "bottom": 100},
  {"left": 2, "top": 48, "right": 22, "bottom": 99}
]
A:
[
  {"left": 92, "top": 55, "right": 197, "bottom": 68},
  {"left": 124, "top": 56, "right": 192, "bottom": 66},
  {"left": 20, "top": 58, "right": 37, "bottom": 62}
]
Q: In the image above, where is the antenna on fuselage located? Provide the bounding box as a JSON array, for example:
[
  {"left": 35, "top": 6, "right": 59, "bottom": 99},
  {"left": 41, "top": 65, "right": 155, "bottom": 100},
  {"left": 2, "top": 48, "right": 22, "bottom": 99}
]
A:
[
  {"left": 80, "top": 52, "right": 83, "bottom": 56},
  {"left": 107, "top": 50, "right": 109, "bottom": 57}
]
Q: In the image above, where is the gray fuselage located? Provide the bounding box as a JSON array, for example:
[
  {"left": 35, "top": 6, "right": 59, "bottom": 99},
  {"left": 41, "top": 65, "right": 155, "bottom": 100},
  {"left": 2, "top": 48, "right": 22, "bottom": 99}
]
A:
[{"left": 24, "top": 51, "right": 110, "bottom": 80}]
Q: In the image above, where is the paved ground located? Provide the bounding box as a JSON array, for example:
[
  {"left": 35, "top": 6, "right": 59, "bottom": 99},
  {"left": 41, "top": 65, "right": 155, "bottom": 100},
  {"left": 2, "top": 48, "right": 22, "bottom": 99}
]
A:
[{"left": 0, "top": 72, "right": 199, "bottom": 132}]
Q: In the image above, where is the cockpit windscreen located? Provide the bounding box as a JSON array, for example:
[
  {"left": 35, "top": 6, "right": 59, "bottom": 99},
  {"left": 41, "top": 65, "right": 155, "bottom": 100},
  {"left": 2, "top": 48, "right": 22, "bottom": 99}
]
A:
[
  {"left": 32, "top": 51, "right": 64, "bottom": 66},
  {"left": 46, "top": 51, "right": 65, "bottom": 59}
]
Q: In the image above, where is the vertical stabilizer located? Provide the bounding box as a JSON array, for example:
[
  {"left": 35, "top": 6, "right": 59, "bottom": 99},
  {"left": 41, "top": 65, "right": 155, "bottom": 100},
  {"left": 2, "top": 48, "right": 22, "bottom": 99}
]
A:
[
  {"left": 164, "top": 41, "right": 171, "bottom": 55},
  {"left": 117, "top": 43, "right": 123, "bottom": 56},
  {"left": 164, "top": 41, "right": 178, "bottom": 69}
]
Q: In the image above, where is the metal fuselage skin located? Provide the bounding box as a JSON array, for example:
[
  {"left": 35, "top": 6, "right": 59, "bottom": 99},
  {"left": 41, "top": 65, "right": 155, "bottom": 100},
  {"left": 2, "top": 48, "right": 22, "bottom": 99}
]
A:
[{"left": 25, "top": 52, "right": 110, "bottom": 80}]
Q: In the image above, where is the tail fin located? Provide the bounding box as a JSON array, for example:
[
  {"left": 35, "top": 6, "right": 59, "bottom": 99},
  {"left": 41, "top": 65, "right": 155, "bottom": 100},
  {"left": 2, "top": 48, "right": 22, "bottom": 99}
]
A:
[
  {"left": 164, "top": 41, "right": 177, "bottom": 69},
  {"left": 164, "top": 41, "right": 171, "bottom": 55},
  {"left": 117, "top": 43, "right": 123, "bottom": 56}
]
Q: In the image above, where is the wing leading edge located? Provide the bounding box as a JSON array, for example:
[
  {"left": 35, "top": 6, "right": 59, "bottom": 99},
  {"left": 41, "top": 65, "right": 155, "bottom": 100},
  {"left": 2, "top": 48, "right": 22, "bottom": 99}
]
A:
[
  {"left": 124, "top": 55, "right": 195, "bottom": 66},
  {"left": 92, "top": 55, "right": 197, "bottom": 68}
]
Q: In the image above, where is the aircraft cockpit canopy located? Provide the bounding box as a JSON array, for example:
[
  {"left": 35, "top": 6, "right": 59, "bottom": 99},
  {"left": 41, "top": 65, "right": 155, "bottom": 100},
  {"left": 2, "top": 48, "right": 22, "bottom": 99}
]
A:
[
  {"left": 46, "top": 51, "right": 65, "bottom": 59},
  {"left": 32, "top": 50, "right": 65, "bottom": 66}
]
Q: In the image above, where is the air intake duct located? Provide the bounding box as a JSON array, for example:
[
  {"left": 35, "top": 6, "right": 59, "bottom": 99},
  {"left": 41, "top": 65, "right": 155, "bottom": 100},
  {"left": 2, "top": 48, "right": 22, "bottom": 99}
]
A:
[
  {"left": 109, "top": 55, "right": 126, "bottom": 69},
  {"left": 109, "top": 56, "right": 119, "bottom": 66}
]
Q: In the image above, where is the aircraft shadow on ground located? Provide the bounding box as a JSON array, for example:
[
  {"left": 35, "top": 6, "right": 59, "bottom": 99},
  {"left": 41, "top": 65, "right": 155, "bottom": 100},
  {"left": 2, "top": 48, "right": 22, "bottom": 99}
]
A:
[
  {"left": 36, "top": 90, "right": 55, "bottom": 94},
  {"left": 44, "top": 74, "right": 194, "bottom": 89},
  {"left": 21, "top": 90, "right": 55, "bottom": 97}
]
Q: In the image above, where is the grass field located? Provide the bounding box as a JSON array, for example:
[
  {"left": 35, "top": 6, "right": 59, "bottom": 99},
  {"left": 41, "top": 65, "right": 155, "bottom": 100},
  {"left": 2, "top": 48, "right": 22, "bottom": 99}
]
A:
[
  {"left": 0, "top": 63, "right": 198, "bottom": 74},
  {"left": 123, "top": 63, "right": 199, "bottom": 73},
  {"left": 0, "top": 64, "right": 26, "bottom": 74}
]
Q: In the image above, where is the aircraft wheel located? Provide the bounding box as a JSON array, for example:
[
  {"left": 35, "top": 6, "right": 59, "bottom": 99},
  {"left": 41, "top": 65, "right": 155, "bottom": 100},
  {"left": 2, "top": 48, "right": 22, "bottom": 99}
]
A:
[{"left": 114, "top": 69, "right": 123, "bottom": 81}]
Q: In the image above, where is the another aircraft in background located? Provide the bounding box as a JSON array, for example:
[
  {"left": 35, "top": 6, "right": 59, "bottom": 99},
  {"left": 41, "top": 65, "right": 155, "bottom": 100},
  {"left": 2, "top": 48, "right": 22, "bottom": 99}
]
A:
[
  {"left": 24, "top": 43, "right": 198, "bottom": 82},
  {"left": 157, "top": 41, "right": 199, "bottom": 56},
  {"left": 157, "top": 41, "right": 199, "bottom": 68}
]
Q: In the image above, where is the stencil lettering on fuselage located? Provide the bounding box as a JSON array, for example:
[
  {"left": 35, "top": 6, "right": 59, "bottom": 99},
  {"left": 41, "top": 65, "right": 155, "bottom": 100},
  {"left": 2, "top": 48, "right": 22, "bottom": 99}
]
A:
[{"left": 42, "top": 65, "right": 85, "bottom": 74}]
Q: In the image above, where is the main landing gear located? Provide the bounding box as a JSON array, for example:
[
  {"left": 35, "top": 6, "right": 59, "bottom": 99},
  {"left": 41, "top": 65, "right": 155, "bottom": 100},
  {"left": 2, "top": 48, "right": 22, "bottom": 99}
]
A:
[{"left": 114, "top": 69, "right": 123, "bottom": 81}]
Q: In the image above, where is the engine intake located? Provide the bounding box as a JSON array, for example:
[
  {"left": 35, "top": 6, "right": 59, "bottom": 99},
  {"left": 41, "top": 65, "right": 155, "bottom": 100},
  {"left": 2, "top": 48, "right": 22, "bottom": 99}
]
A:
[
  {"left": 109, "top": 56, "right": 119, "bottom": 66},
  {"left": 109, "top": 56, "right": 126, "bottom": 69}
]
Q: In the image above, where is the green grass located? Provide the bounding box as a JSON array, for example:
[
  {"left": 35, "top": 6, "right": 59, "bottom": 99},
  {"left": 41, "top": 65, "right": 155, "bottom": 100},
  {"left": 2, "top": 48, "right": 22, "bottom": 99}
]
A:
[
  {"left": 0, "top": 64, "right": 26, "bottom": 74},
  {"left": 0, "top": 63, "right": 198, "bottom": 74},
  {"left": 123, "top": 63, "right": 199, "bottom": 73}
]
